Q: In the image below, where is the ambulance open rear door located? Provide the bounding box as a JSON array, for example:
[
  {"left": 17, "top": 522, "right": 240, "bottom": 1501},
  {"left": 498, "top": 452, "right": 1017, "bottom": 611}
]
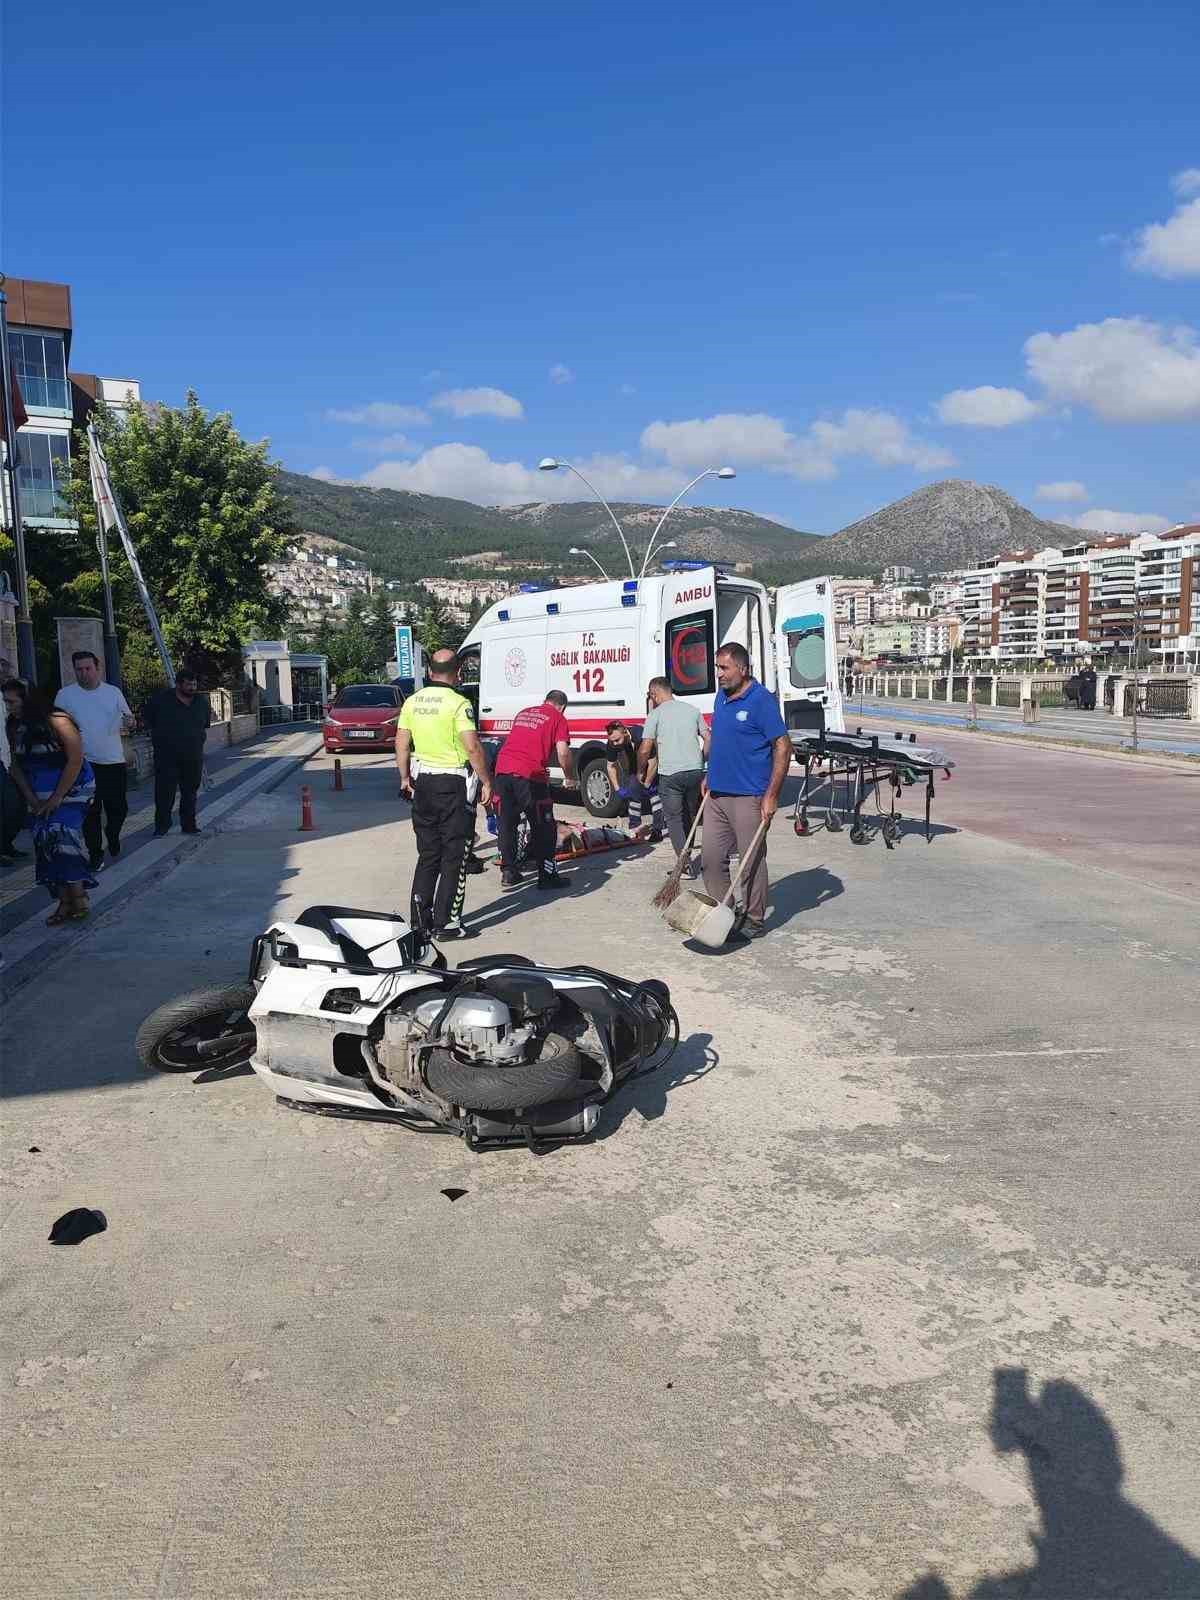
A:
[{"left": 774, "top": 577, "right": 844, "bottom": 735}]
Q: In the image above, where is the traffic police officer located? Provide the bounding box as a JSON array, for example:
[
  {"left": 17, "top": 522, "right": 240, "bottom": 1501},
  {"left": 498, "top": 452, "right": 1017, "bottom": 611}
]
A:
[{"left": 395, "top": 649, "right": 492, "bottom": 939}]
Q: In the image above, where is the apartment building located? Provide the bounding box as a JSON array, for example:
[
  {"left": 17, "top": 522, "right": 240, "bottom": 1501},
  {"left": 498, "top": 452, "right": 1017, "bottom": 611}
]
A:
[
  {"left": 911, "top": 615, "right": 961, "bottom": 658},
  {"left": 2, "top": 277, "right": 139, "bottom": 530},
  {"left": 942, "top": 526, "right": 1200, "bottom": 665},
  {"left": 832, "top": 579, "right": 876, "bottom": 622},
  {"left": 955, "top": 566, "right": 998, "bottom": 659}
]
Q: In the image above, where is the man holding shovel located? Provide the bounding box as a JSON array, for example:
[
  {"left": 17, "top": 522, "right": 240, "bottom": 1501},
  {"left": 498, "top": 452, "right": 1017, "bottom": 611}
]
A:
[{"left": 701, "top": 643, "right": 790, "bottom": 940}]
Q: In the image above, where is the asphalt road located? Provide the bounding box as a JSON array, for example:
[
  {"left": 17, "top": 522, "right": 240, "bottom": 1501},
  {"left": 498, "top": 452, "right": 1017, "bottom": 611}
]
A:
[{"left": 3, "top": 745, "right": 1198, "bottom": 1599}]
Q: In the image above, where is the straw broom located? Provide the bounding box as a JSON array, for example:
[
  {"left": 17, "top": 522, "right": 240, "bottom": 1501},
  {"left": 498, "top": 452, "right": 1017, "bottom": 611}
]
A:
[{"left": 651, "top": 792, "right": 709, "bottom": 909}]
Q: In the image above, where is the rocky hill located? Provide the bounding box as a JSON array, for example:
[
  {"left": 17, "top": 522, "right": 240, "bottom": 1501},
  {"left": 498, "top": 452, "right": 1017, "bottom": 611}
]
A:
[{"left": 824, "top": 480, "right": 1080, "bottom": 572}]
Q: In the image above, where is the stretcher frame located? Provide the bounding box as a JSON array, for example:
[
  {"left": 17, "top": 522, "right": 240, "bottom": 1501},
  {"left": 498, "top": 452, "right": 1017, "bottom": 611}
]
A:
[{"left": 789, "top": 730, "right": 954, "bottom": 848}]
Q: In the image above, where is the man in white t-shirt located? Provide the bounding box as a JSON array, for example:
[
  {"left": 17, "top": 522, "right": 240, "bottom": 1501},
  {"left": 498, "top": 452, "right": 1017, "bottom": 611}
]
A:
[{"left": 55, "top": 650, "right": 135, "bottom": 870}]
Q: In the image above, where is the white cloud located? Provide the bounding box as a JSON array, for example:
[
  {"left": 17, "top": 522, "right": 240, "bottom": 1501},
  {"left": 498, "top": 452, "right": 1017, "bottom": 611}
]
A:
[
  {"left": 430, "top": 386, "right": 524, "bottom": 420},
  {"left": 1129, "top": 172, "right": 1200, "bottom": 278},
  {"left": 643, "top": 413, "right": 797, "bottom": 468},
  {"left": 641, "top": 408, "right": 952, "bottom": 481},
  {"left": 549, "top": 364, "right": 574, "bottom": 385},
  {"left": 359, "top": 444, "right": 682, "bottom": 507},
  {"left": 310, "top": 465, "right": 340, "bottom": 482},
  {"left": 806, "top": 409, "right": 955, "bottom": 470},
  {"left": 1035, "top": 480, "right": 1089, "bottom": 503},
  {"left": 1024, "top": 317, "right": 1200, "bottom": 422},
  {"left": 936, "top": 386, "right": 1040, "bottom": 427},
  {"left": 1072, "top": 508, "right": 1173, "bottom": 535},
  {"left": 350, "top": 433, "right": 420, "bottom": 456},
  {"left": 326, "top": 402, "right": 429, "bottom": 427}
]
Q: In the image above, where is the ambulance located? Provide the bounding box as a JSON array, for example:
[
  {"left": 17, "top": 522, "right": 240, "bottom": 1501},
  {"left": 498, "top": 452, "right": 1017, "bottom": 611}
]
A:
[{"left": 459, "top": 564, "right": 844, "bottom": 817}]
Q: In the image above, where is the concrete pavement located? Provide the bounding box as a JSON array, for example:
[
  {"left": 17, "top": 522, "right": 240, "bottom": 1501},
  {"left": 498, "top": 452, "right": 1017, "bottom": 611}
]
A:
[
  {"left": 0, "top": 726, "right": 321, "bottom": 997},
  {"left": 2, "top": 746, "right": 1198, "bottom": 1598}
]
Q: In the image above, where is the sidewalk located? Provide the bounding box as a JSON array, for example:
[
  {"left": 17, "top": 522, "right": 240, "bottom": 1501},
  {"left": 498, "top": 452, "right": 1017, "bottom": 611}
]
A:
[
  {"left": 0, "top": 724, "right": 320, "bottom": 995},
  {"left": 844, "top": 693, "right": 1200, "bottom": 756}
]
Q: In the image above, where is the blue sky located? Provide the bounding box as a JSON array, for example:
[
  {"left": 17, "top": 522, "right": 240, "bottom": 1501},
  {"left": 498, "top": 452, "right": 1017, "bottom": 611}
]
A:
[{"left": 5, "top": 0, "right": 1198, "bottom": 536}]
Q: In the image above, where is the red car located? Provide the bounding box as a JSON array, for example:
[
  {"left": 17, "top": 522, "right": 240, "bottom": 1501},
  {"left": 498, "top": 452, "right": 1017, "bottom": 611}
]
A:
[{"left": 322, "top": 684, "right": 405, "bottom": 753}]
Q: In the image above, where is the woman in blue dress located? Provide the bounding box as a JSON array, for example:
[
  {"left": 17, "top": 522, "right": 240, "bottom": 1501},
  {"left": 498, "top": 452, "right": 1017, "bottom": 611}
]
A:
[{"left": 2, "top": 680, "right": 97, "bottom": 924}]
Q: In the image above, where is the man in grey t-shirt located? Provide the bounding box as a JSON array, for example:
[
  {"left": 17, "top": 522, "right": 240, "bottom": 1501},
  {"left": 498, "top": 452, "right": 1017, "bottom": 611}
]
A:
[{"left": 638, "top": 676, "right": 709, "bottom": 872}]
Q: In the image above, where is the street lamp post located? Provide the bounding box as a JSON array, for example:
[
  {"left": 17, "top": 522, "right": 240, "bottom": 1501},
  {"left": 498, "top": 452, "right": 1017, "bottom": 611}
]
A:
[
  {"left": 569, "top": 545, "right": 611, "bottom": 580},
  {"left": 639, "top": 467, "right": 736, "bottom": 577},
  {"left": 539, "top": 458, "right": 637, "bottom": 579}
]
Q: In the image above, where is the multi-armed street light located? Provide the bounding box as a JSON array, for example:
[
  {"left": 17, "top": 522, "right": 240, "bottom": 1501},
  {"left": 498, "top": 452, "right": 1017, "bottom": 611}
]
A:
[{"left": 540, "top": 457, "right": 736, "bottom": 580}]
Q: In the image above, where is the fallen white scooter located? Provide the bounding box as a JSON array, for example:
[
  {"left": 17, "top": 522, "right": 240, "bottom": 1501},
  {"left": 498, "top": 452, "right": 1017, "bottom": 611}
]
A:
[{"left": 136, "top": 902, "right": 678, "bottom": 1153}]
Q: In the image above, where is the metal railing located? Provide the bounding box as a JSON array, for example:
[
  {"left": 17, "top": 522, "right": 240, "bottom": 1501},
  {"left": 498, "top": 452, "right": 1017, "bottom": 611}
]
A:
[
  {"left": 257, "top": 702, "right": 324, "bottom": 728},
  {"left": 1136, "top": 680, "right": 1191, "bottom": 719}
]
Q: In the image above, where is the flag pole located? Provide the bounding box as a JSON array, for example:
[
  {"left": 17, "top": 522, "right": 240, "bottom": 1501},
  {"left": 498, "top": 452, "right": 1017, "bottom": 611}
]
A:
[
  {"left": 93, "top": 474, "right": 122, "bottom": 688},
  {"left": 87, "top": 423, "right": 174, "bottom": 685},
  {"left": 0, "top": 283, "right": 37, "bottom": 683},
  {"left": 85, "top": 420, "right": 123, "bottom": 687}
]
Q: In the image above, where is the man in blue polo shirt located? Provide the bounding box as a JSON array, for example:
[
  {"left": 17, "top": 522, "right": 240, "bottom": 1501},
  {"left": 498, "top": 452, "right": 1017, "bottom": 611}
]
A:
[{"left": 702, "top": 642, "right": 791, "bottom": 939}]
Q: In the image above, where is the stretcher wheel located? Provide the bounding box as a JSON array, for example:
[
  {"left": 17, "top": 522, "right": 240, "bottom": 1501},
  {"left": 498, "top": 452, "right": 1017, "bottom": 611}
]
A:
[
  {"left": 882, "top": 816, "right": 900, "bottom": 846},
  {"left": 826, "top": 812, "right": 843, "bottom": 832},
  {"left": 849, "top": 825, "right": 868, "bottom": 845},
  {"left": 794, "top": 818, "right": 810, "bottom": 837}
]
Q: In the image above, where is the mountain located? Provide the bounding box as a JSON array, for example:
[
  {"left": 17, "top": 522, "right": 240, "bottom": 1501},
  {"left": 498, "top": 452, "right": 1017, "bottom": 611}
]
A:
[
  {"left": 824, "top": 480, "right": 1081, "bottom": 573},
  {"left": 276, "top": 469, "right": 1083, "bottom": 587},
  {"left": 276, "top": 470, "right": 822, "bottom": 580}
]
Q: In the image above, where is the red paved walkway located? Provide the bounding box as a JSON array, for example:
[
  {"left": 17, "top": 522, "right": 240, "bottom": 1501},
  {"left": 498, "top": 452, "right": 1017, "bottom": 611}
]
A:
[{"left": 919, "top": 730, "right": 1200, "bottom": 900}]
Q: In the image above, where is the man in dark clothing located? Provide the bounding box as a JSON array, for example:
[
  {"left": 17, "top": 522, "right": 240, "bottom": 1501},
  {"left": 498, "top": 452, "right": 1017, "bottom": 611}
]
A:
[
  {"left": 494, "top": 691, "right": 575, "bottom": 891},
  {"left": 145, "top": 670, "right": 212, "bottom": 835},
  {"left": 1078, "top": 665, "right": 1098, "bottom": 711}
]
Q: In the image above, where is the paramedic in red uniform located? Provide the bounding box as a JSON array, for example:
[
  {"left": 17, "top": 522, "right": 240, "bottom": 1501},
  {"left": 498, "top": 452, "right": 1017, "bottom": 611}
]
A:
[{"left": 494, "top": 691, "right": 576, "bottom": 891}]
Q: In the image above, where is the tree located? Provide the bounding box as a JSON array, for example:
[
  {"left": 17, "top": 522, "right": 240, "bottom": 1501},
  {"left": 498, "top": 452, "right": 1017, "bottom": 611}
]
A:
[
  {"left": 367, "top": 588, "right": 398, "bottom": 666},
  {"left": 64, "top": 393, "right": 298, "bottom": 687},
  {"left": 323, "top": 591, "right": 379, "bottom": 685},
  {"left": 416, "top": 590, "right": 460, "bottom": 655}
]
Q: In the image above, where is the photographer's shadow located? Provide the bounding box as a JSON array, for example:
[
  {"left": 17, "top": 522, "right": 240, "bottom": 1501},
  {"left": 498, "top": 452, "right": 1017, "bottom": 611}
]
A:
[
  {"left": 897, "top": 1366, "right": 1200, "bottom": 1599},
  {"left": 593, "top": 1030, "right": 718, "bottom": 1140}
]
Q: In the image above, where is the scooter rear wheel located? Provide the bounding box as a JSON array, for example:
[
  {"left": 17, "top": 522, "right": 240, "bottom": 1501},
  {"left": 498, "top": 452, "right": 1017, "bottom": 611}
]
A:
[
  {"left": 136, "top": 984, "right": 257, "bottom": 1073},
  {"left": 424, "top": 1030, "right": 583, "bottom": 1111}
]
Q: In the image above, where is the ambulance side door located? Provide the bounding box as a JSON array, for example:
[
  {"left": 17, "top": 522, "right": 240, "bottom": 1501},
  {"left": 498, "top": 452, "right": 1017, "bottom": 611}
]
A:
[
  {"left": 546, "top": 602, "right": 639, "bottom": 728},
  {"left": 478, "top": 612, "right": 548, "bottom": 734},
  {"left": 774, "top": 577, "right": 844, "bottom": 734}
]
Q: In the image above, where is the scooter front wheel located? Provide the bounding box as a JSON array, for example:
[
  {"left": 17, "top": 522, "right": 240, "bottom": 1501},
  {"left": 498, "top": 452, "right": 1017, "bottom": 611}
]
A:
[{"left": 136, "top": 984, "right": 257, "bottom": 1074}]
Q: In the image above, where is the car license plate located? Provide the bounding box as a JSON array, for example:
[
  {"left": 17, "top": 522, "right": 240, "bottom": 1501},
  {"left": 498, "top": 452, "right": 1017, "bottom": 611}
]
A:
[{"left": 347, "top": 729, "right": 376, "bottom": 739}]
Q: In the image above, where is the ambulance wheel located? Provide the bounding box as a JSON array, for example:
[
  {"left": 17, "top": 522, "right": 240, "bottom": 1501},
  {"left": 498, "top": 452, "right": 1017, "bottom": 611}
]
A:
[{"left": 580, "top": 757, "right": 622, "bottom": 819}]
